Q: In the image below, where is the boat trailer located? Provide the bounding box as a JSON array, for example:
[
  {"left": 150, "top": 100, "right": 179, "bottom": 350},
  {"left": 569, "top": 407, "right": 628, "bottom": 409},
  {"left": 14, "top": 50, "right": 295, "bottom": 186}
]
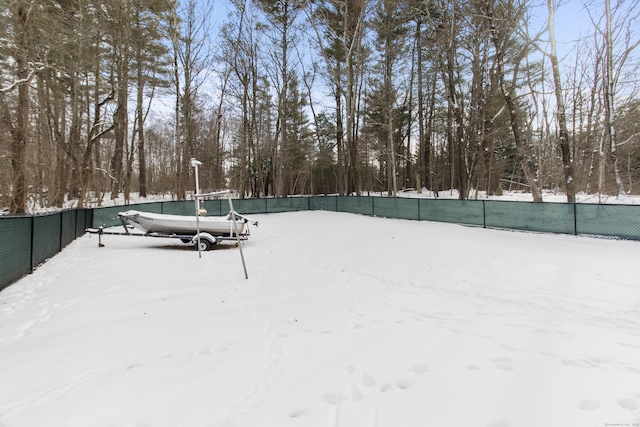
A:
[
  {"left": 86, "top": 220, "right": 251, "bottom": 252},
  {"left": 86, "top": 161, "right": 254, "bottom": 279}
]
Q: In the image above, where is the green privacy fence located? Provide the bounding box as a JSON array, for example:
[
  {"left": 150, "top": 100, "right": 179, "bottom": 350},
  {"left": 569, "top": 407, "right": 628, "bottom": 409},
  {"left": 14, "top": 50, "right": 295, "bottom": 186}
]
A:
[
  {"left": 90, "top": 196, "right": 640, "bottom": 240},
  {"left": 2, "top": 197, "right": 639, "bottom": 291},
  {"left": 1, "top": 209, "right": 92, "bottom": 292},
  {"left": 309, "top": 196, "right": 640, "bottom": 240}
]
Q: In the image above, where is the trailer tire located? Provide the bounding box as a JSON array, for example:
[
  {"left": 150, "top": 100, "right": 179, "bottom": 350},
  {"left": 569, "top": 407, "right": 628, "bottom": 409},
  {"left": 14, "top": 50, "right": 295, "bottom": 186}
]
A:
[{"left": 196, "top": 239, "right": 212, "bottom": 252}]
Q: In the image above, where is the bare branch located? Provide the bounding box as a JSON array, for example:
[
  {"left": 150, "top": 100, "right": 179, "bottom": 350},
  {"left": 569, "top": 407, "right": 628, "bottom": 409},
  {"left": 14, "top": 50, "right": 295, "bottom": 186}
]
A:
[{"left": 0, "top": 62, "right": 46, "bottom": 93}]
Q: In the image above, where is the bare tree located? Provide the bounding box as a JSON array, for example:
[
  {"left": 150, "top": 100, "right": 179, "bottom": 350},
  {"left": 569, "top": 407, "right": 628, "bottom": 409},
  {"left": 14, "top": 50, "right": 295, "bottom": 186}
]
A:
[
  {"left": 0, "top": 1, "right": 36, "bottom": 213},
  {"left": 221, "top": 0, "right": 261, "bottom": 197},
  {"left": 600, "top": 0, "right": 638, "bottom": 199},
  {"left": 307, "top": 0, "right": 369, "bottom": 196},
  {"left": 490, "top": 0, "right": 542, "bottom": 202},
  {"left": 171, "top": 0, "right": 214, "bottom": 199},
  {"left": 257, "top": 0, "right": 306, "bottom": 196},
  {"left": 546, "top": 0, "right": 576, "bottom": 203}
]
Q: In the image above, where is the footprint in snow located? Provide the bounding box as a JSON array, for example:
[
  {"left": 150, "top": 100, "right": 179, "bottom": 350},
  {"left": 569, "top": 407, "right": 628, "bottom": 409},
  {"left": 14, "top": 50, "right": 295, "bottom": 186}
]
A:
[
  {"left": 379, "top": 379, "right": 412, "bottom": 392},
  {"left": 361, "top": 374, "right": 376, "bottom": 388},
  {"left": 194, "top": 349, "right": 214, "bottom": 356},
  {"left": 321, "top": 392, "right": 345, "bottom": 405},
  {"left": 576, "top": 399, "right": 599, "bottom": 411},
  {"left": 351, "top": 384, "right": 364, "bottom": 402},
  {"left": 407, "top": 364, "right": 429, "bottom": 375},
  {"left": 626, "top": 366, "right": 640, "bottom": 375},
  {"left": 618, "top": 397, "right": 640, "bottom": 411},
  {"left": 498, "top": 343, "right": 518, "bottom": 352},
  {"left": 491, "top": 357, "right": 514, "bottom": 371},
  {"left": 288, "top": 407, "right": 312, "bottom": 418},
  {"left": 379, "top": 382, "right": 393, "bottom": 392},
  {"left": 394, "top": 378, "right": 413, "bottom": 390},
  {"left": 561, "top": 357, "right": 606, "bottom": 370}
]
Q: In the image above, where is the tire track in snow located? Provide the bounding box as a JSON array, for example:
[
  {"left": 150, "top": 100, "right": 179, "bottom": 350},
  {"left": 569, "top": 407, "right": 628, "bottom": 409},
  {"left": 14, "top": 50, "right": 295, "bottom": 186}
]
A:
[{"left": 0, "top": 366, "right": 114, "bottom": 421}]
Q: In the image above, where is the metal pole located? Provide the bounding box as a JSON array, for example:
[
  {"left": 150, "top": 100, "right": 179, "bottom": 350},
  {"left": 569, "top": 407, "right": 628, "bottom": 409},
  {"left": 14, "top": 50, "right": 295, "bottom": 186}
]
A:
[
  {"left": 190, "top": 188, "right": 247, "bottom": 279},
  {"left": 191, "top": 158, "right": 203, "bottom": 258},
  {"left": 227, "top": 193, "right": 248, "bottom": 279}
]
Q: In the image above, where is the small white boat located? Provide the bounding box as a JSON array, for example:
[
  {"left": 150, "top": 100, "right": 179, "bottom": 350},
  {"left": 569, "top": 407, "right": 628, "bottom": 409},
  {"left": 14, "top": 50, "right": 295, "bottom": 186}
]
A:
[{"left": 118, "top": 210, "right": 256, "bottom": 236}]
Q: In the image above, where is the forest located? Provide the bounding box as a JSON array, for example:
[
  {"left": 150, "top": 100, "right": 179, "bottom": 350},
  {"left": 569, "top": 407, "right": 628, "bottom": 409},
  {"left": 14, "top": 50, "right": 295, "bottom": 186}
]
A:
[{"left": 1, "top": 0, "right": 639, "bottom": 214}]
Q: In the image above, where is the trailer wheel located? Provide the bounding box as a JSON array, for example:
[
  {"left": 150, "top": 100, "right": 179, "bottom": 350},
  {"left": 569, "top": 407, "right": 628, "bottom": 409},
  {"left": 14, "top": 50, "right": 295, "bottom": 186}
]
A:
[{"left": 196, "top": 239, "right": 212, "bottom": 252}]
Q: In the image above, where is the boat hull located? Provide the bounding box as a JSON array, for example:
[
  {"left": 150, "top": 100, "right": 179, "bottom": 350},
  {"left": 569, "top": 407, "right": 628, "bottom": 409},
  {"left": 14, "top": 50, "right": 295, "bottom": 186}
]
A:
[{"left": 118, "top": 210, "right": 245, "bottom": 236}]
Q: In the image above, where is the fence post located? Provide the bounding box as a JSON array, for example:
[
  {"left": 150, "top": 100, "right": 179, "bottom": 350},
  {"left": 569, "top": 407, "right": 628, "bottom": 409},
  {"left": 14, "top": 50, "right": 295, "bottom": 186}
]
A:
[
  {"left": 573, "top": 203, "right": 578, "bottom": 236},
  {"left": 482, "top": 200, "right": 486, "bottom": 228},
  {"left": 30, "top": 216, "right": 35, "bottom": 273},
  {"left": 74, "top": 209, "right": 79, "bottom": 238},
  {"left": 59, "top": 212, "right": 64, "bottom": 252}
]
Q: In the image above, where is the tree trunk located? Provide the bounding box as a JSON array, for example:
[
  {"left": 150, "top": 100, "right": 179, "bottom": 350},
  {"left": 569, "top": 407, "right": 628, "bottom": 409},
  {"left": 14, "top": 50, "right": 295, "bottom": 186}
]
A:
[
  {"left": 5, "top": 1, "right": 31, "bottom": 213},
  {"left": 335, "top": 78, "right": 346, "bottom": 195},
  {"left": 346, "top": 49, "right": 361, "bottom": 196},
  {"left": 383, "top": 0, "right": 397, "bottom": 197},
  {"left": 547, "top": 0, "right": 576, "bottom": 203},
  {"left": 493, "top": 41, "right": 542, "bottom": 202},
  {"left": 280, "top": 22, "right": 289, "bottom": 197},
  {"left": 110, "top": 71, "right": 127, "bottom": 199},
  {"left": 415, "top": 18, "right": 426, "bottom": 191},
  {"left": 603, "top": 0, "right": 627, "bottom": 198},
  {"left": 440, "top": 1, "right": 467, "bottom": 199},
  {"left": 170, "top": 1, "right": 182, "bottom": 200},
  {"left": 137, "top": 48, "right": 147, "bottom": 198}
]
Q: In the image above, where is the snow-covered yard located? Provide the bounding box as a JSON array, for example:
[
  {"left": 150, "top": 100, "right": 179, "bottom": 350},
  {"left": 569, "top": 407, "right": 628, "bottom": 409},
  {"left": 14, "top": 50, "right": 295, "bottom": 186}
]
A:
[{"left": 1, "top": 210, "right": 639, "bottom": 427}]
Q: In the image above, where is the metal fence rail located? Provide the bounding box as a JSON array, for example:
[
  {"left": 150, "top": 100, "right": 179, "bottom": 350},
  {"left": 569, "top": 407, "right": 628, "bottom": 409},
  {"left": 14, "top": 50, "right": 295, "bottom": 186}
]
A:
[{"left": 1, "top": 197, "right": 639, "bottom": 292}]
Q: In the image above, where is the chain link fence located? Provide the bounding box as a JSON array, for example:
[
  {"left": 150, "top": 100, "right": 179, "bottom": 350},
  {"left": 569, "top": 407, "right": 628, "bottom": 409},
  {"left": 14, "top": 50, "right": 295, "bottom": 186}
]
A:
[{"left": 2, "top": 197, "right": 639, "bottom": 291}]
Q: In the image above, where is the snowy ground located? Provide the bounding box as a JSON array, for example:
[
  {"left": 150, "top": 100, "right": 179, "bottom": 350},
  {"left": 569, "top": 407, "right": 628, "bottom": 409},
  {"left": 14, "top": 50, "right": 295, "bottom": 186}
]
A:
[{"left": 1, "top": 211, "right": 640, "bottom": 427}]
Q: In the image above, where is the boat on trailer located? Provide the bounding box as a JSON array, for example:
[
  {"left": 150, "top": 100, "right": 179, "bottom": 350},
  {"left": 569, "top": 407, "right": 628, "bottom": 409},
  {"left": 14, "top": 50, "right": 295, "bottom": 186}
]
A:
[
  {"left": 118, "top": 210, "right": 254, "bottom": 236},
  {"left": 112, "top": 210, "right": 258, "bottom": 251},
  {"left": 85, "top": 210, "right": 257, "bottom": 251},
  {"left": 89, "top": 175, "right": 253, "bottom": 277}
]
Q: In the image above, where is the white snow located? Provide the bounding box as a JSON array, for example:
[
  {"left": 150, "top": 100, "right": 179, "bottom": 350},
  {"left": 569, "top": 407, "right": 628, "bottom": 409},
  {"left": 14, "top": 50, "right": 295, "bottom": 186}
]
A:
[{"left": 1, "top": 210, "right": 640, "bottom": 427}]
